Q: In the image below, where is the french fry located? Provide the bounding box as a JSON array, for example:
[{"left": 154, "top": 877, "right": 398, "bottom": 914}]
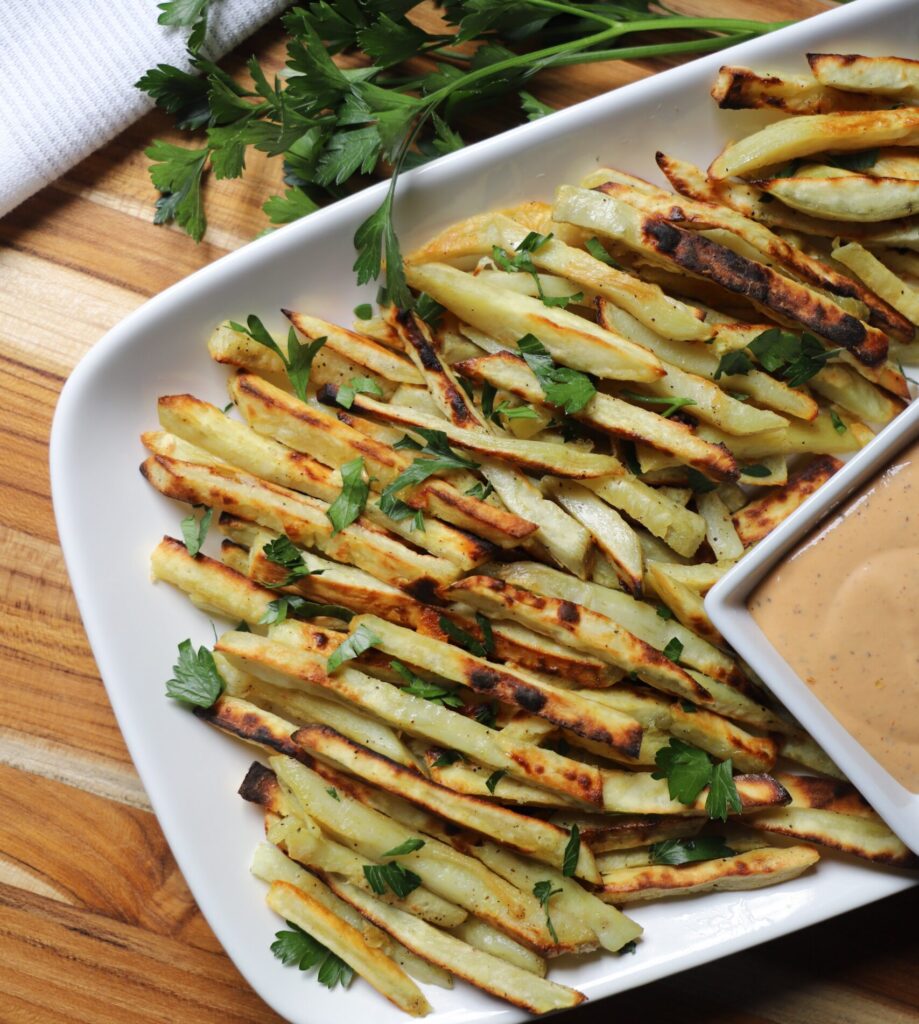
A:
[
  {"left": 596, "top": 301, "right": 808, "bottom": 428},
  {"left": 644, "top": 561, "right": 726, "bottom": 649},
  {"left": 270, "top": 754, "right": 588, "bottom": 952},
  {"left": 251, "top": 843, "right": 454, "bottom": 989},
  {"left": 327, "top": 388, "right": 623, "bottom": 479},
  {"left": 284, "top": 310, "right": 423, "bottom": 385},
  {"left": 697, "top": 413, "right": 867, "bottom": 460},
  {"left": 266, "top": 881, "right": 432, "bottom": 1016},
  {"left": 592, "top": 178, "right": 913, "bottom": 343},
  {"left": 230, "top": 371, "right": 537, "bottom": 546},
  {"left": 744, "top": 807, "right": 916, "bottom": 867},
  {"left": 292, "top": 723, "right": 603, "bottom": 881},
  {"left": 157, "top": 394, "right": 493, "bottom": 571},
  {"left": 553, "top": 185, "right": 890, "bottom": 371},
  {"left": 269, "top": 816, "right": 466, "bottom": 927},
  {"left": 833, "top": 239, "right": 919, "bottom": 326},
  {"left": 695, "top": 491, "right": 745, "bottom": 562},
  {"left": 544, "top": 478, "right": 644, "bottom": 596},
  {"left": 711, "top": 65, "right": 882, "bottom": 114},
  {"left": 478, "top": 457, "right": 592, "bottom": 578},
  {"left": 445, "top": 575, "right": 713, "bottom": 705},
  {"left": 777, "top": 732, "right": 846, "bottom": 781},
  {"left": 595, "top": 832, "right": 770, "bottom": 870},
  {"left": 709, "top": 107, "right": 919, "bottom": 180},
  {"left": 450, "top": 918, "right": 546, "bottom": 976},
  {"left": 325, "top": 879, "right": 586, "bottom": 1012},
  {"left": 491, "top": 560, "right": 745, "bottom": 688},
  {"left": 404, "top": 261, "right": 665, "bottom": 382},
  {"left": 408, "top": 211, "right": 710, "bottom": 341},
  {"left": 758, "top": 174, "right": 919, "bottom": 223},
  {"left": 807, "top": 52, "right": 919, "bottom": 103},
  {"left": 810, "top": 364, "right": 905, "bottom": 426},
  {"left": 549, "top": 812, "right": 703, "bottom": 852},
  {"left": 596, "top": 845, "right": 819, "bottom": 903},
  {"left": 454, "top": 352, "right": 738, "bottom": 479},
  {"left": 218, "top": 631, "right": 607, "bottom": 806},
  {"left": 582, "top": 475, "right": 707, "bottom": 559},
  {"left": 348, "top": 614, "right": 643, "bottom": 757},
  {"left": 421, "top": 750, "right": 582, "bottom": 808},
  {"left": 732, "top": 455, "right": 844, "bottom": 546},
  {"left": 466, "top": 840, "right": 642, "bottom": 954},
  {"left": 140, "top": 454, "right": 460, "bottom": 595}
]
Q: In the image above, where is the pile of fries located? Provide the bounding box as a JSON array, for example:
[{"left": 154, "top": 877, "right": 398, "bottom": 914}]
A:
[{"left": 141, "top": 52, "right": 918, "bottom": 1016}]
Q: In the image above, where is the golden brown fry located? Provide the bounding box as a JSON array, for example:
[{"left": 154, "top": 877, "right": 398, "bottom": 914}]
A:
[
  {"left": 597, "top": 845, "right": 819, "bottom": 903},
  {"left": 807, "top": 52, "right": 919, "bottom": 103},
  {"left": 732, "top": 455, "right": 844, "bottom": 547},
  {"left": 758, "top": 174, "right": 919, "bottom": 223},
  {"left": 711, "top": 65, "right": 883, "bottom": 114}
]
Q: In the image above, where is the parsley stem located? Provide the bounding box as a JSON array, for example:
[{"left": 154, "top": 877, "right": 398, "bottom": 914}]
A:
[{"left": 546, "top": 32, "right": 760, "bottom": 68}]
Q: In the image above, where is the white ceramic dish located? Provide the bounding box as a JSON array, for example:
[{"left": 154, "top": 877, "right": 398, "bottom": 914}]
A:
[
  {"left": 706, "top": 405, "right": 919, "bottom": 854},
  {"left": 51, "top": 2, "right": 918, "bottom": 1021}
]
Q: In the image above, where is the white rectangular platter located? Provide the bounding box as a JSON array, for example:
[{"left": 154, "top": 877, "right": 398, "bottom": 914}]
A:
[{"left": 50, "top": 2, "right": 917, "bottom": 1021}]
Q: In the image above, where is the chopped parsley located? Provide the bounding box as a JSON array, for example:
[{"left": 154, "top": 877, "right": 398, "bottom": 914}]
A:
[
  {"left": 229, "top": 314, "right": 326, "bottom": 401},
  {"left": 652, "top": 739, "right": 742, "bottom": 821},
  {"left": 180, "top": 504, "right": 211, "bottom": 557},
  {"left": 517, "top": 333, "right": 596, "bottom": 414},
  {"left": 327, "top": 624, "right": 381, "bottom": 672},
  {"left": 165, "top": 639, "right": 224, "bottom": 707},
  {"left": 485, "top": 769, "right": 507, "bottom": 794},
  {"left": 327, "top": 456, "right": 370, "bottom": 534},
  {"left": 390, "top": 659, "right": 463, "bottom": 707},
  {"left": 562, "top": 824, "right": 580, "bottom": 877},
  {"left": 532, "top": 880, "right": 563, "bottom": 943},
  {"left": 363, "top": 860, "right": 422, "bottom": 899},
  {"left": 270, "top": 920, "right": 353, "bottom": 989},
  {"left": 649, "top": 836, "right": 735, "bottom": 865},
  {"left": 620, "top": 390, "right": 697, "bottom": 419}
]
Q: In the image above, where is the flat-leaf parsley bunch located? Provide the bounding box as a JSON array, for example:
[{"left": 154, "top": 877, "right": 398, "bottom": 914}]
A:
[{"left": 139, "top": 0, "right": 792, "bottom": 303}]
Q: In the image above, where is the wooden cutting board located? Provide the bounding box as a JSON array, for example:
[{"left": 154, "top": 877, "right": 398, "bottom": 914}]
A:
[{"left": 1, "top": 3, "right": 916, "bottom": 1021}]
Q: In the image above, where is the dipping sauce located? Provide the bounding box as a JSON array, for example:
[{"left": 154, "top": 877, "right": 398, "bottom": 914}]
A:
[{"left": 748, "top": 437, "right": 919, "bottom": 791}]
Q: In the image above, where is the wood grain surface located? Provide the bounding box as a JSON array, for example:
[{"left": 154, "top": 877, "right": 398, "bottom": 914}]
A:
[{"left": 1, "top": 3, "right": 916, "bottom": 1021}]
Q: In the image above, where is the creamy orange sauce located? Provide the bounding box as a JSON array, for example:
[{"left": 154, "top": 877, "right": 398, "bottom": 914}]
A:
[{"left": 749, "top": 437, "right": 919, "bottom": 791}]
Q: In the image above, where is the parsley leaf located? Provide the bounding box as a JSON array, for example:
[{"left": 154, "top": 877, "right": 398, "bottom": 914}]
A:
[
  {"left": 165, "top": 639, "right": 224, "bottom": 707},
  {"left": 493, "top": 400, "right": 539, "bottom": 421},
  {"left": 465, "top": 480, "right": 494, "bottom": 501},
  {"left": 229, "top": 315, "right": 327, "bottom": 401},
  {"left": 379, "top": 430, "right": 479, "bottom": 516},
  {"left": 652, "top": 739, "right": 742, "bottom": 820},
  {"left": 135, "top": 63, "right": 211, "bottom": 130},
  {"left": 830, "top": 409, "right": 847, "bottom": 434},
  {"left": 584, "top": 236, "right": 621, "bottom": 268},
  {"left": 146, "top": 140, "right": 209, "bottom": 241},
  {"left": 363, "top": 861, "right": 422, "bottom": 898},
  {"left": 517, "top": 334, "right": 596, "bottom": 414},
  {"left": 354, "top": 189, "right": 412, "bottom": 309},
  {"left": 662, "top": 637, "right": 684, "bottom": 663},
  {"left": 827, "top": 148, "right": 878, "bottom": 172},
  {"left": 258, "top": 595, "right": 353, "bottom": 626},
  {"left": 532, "top": 880, "right": 563, "bottom": 943},
  {"left": 472, "top": 701, "right": 498, "bottom": 729},
  {"left": 270, "top": 920, "right": 353, "bottom": 989},
  {"left": 327, "top": 623, "right": 381, "bottom": 672},
  {"left": 263, "top": 188, "right": 319, "bottom": 225},
  {"left": 620, "top": 390, "right": 697, "bottom": 419},
  {"left": 475, "top": 612, "right": 495, "bottom": 657},
  {"left": 262, "top": 536, "right": 324, "bottom": 588},
  {"left": 714, "top": 349, "right": 754, "bottom": 379},
  {"left": 438, "top": 616, "right": 487, "bottom": 658},
  {"left": 414, "top": 292, "right": 445, "bottom": 327},
  {"left": 562, "top": 824, "right": 580, "bottom": 877},
  {"left": 748, "top": 328, "right": 840, "bottom": 388},
  {"left": 741, "top": 464, "right": 771, "bottom": 478},
  {"left": 432, "top": 749, "right": 461, "bottom": 768},
  {"left": 390, "top": 659, "right": 463, "bottom": 707},
  {"left": 706, "top": 758, "right": 743, "bottom": 822},
  {"left": 656, "top": 606, "right": 674, "bottom": 621},
  {"left": 652, "top": 738, "right": 713, "bottom": 804},
  {"left": 354, "top": 303, "right": 374, "bottom": 320},
  {"left": 618, "top": 940, "right": 638, "bottom": 956},
  {"left": 155, "top": 0, "right": 213, "bottom": 54},
  {"left": 649, "top": 836, "right": 736, "bottom": 865},
  {"left": 382, "top": 838, "right": 426, "bottom": 857},
  {"left": 686, "top": 468, "right": 719, "bottom": 494},
  {"left": 519, "top": 90, "right": 554, "bottom": 120},
  {"left": 492, "top": 233, "right": 582, "bottom": 308},
  {"left": 326, "top": 787, "right": 340, "bottom": 801},
  {"left": 335, "top": 376, "right": 383, "bottom": 410},
  {"left": 180, "top": 505, "right": 211, "bottom": 556},
  {"left": 327, "top": 456, "right": 370, "bottom": 534},
  {"left": 485, "top": 769, "right": 507, "bottom": 794}
]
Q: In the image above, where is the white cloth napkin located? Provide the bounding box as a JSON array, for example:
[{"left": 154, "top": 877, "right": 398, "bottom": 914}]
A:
[{"left": 0, "top": 0, "right": 289, "bottom": 218}]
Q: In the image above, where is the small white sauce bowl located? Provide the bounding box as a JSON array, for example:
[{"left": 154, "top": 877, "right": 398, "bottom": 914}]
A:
[{"left": 707, "top": 397, "right": 919, "bottom": 853}]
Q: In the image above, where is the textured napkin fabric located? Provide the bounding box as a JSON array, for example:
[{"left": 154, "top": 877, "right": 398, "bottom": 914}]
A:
[{"left": 0, "top": 0, "right": 288, "bottom": 218}]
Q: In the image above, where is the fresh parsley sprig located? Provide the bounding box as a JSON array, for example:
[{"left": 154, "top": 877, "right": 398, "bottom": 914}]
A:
[
  {"left": 229, "top": 315, "right": 326, "bottom": 401},
  {"left": 139, "top": 3, "right": 794, "bottom": 297},
  {"left": 165, "top": 639, "right": 224, "bottom": 707},
  {"left": 327, "top": 456, "right": 370, "bottom": 535},
  {"left": 651, "top": 739, "right": 742, "bottom": 822},
  {"left": 262, "top": 536, "right": 325, "bottom": 588},
  {"left": 378, "top": 428, "right": 479, "bottom": 519},
  {"left": 517, "top": 334, "right": 596, "bottom": 414},
  {"left": 180, "top": 504, "right": 212, "bottom": 556},
  {"left": 533, "top": 879, "right": 563, "bottom": 943},
  {"left": 270, "top": 920, "right": 353, "bottom": 989}
]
